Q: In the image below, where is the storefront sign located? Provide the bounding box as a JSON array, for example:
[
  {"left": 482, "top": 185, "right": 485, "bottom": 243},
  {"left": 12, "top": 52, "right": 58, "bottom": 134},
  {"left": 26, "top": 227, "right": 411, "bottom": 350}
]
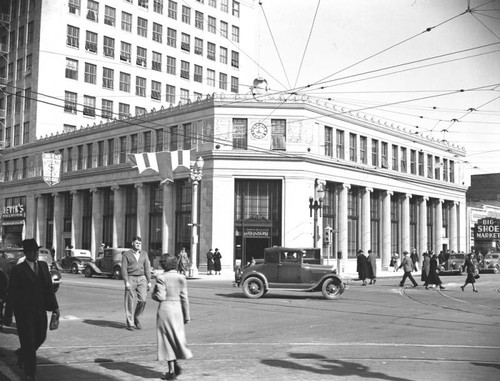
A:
[
  {"left": 2, "top": 203, "right": 26, "bottom": 219},
  {"left": 474, "top": 218, "right": 500, "bottom": 240},
  {"left": 244, "top": 227, "right": 271, "bottom": 237}
]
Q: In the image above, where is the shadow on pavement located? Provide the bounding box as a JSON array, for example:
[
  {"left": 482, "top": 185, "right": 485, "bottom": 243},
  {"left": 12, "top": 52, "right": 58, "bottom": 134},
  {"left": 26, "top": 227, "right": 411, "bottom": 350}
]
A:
[
  {"left": 262, "top": 352, "right": 413, "bottom": 381},
  {"left": 82, "top": 319, "right": 127, "bottom": 330},
  {"left": 98, "top": 358, "right": 164, "bottom": 379},
  {"left": 470, "top": 362, "right": 500, "bottom": 371}
]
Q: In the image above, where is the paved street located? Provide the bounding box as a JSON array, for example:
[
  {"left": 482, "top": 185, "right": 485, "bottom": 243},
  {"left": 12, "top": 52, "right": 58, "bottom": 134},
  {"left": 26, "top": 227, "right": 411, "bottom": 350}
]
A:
[{"left": 1, "top": 272, "right": 499, "bottom": 381}]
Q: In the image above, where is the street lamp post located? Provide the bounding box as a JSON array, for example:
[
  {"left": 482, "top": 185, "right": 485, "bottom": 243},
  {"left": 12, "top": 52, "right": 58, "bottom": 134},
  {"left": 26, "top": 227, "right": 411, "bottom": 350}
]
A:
[
  {"left": 189, "top": 156, "right": 204, "bottom": 278},
  {"left": 309, "top": 181, "right": 325, "bottom": 249}
]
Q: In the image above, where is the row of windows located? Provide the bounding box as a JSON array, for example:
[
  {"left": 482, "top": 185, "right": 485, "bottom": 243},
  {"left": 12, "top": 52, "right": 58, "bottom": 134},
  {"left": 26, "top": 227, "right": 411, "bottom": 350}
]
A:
[
  {"left": 324, "top": 127, "right": 456, "bottom": 182},
  {"left": 0, "top": 121, "right": 30, "bottom": 150},
  {"left": 3, "top": 88, "right": 32, "bottom": 117},
  {"left": 66, "top": 25, "right": 240, "bottom": 68}
]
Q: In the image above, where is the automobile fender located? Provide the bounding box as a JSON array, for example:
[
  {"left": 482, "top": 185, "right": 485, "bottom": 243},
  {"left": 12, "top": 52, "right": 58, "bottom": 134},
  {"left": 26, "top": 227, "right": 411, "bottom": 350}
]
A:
[
  {"left": 311, "top": 274, "right": 346, "bottom": 294},
  {"left": 86, "top": 262, "right": 103, "bottom": 274},
  {"left": 240, "top": 271, "right": 269, "bottom": 289}
]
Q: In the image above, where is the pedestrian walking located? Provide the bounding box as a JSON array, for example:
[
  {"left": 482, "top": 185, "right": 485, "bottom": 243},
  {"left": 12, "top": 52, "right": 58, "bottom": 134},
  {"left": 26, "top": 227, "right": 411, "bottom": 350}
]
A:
[
  {"left": 206, "top": 249, "right": 214, "bottom": 275},
  {"left": 424, "top": 252, "right": 445, "bottom": 290},
  {"left": 177, "top": 247, "right": 189, "bottom": 276},
  {"left": 153, "top": 253, "right": 193, "bottom": 380},
  {"left": 213, "top": 248, "right": 222, "bottom": 275},
  {"left": 460, "top": 253, "right": 478, "bottom": 293},
  {"left": 398, "top": 251, "right": 418, "bottom": 287},
  {"left": 367, "top": 249, "right": 377, "bottom": 284},
  {"left": 410, "top": 248, "right": 419, "bottom": 271},
  {"left": 390, "top": 253, "right": 399, "bottom": 271},
  {"left": 4, "top": 238, "right": 60, "bottom": 381},
  {"left": 421, "top": 252, "right": 430, "bottom": 283},
  {"left": 121, "top": 236, "right": 152, "bottom": 331},
  {"left": 356, "top": 250, "right": 369, "bottom": 286}
]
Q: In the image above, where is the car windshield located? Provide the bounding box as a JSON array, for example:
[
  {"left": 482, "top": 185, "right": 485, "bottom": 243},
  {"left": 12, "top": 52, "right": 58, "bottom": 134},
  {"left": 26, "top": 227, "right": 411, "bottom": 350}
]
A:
[{"left": 449, "top": 254, "right": 464, "bottom": 260}]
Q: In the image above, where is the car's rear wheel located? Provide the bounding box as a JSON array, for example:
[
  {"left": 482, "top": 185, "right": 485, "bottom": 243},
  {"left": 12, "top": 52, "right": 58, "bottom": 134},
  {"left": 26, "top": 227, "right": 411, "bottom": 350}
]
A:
[
  {"left": 322, "top": 278, "right": 342, "bottom": 300},
  {"left": 71, "top": 263, "right": 79, "bottom": 274},
  {"left": 242, "top": 277, "right": 265, "bottom": 299},
  {"left": 84, "top": 266, "right": 93, "bottom": 278},
  {"left": 113, "top": 266, "right": 122, "bottom": 280},
  {"left": 494, "top": 265, "right": 499, "bottom": 274}
]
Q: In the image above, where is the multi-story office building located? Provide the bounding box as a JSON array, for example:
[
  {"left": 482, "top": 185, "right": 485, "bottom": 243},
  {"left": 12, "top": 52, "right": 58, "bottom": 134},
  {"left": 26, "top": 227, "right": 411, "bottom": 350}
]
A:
[
  {"left": 0, "top": 0, "right": 256, "bottom": 147},
  {"left": 0, "top": 94, "right": 470, "bottom": 274}
]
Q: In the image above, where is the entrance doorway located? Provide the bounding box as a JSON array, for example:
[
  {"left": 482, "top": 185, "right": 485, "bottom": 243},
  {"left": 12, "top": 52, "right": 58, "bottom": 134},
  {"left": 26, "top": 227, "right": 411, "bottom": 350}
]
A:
[{"left": 244, "top": 237, "right": 270, "bottom": 265}]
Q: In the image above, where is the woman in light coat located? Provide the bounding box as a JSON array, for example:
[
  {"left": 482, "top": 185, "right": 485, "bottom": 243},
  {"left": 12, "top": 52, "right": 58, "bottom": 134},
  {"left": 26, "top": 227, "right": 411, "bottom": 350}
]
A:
[
  {"left": 421, "top": 252, "right": 430, "bottom": 283},
  {"left": 153, "top": 254, "right": 193, "bottom": 380}
]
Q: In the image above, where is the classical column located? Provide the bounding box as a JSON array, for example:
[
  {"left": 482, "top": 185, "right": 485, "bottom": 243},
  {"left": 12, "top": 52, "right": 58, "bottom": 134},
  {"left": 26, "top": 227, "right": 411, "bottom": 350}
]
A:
[
  {"left": 35, "top": 194, "right": 46, "bottom": 247},
  {"left": 90, "top": 188, "right": 102, "bottom": 260},
  {"left": 162, "top": 183, "right": 174, "bottom": 254},
  {"left": 111, "top": 185, "right": 124, "bottom": 247},
  {"left": 402, "top": 193, "right": 411, "bottom": 252},
  {"left": 338, "top": 183, "right": 350, "bottom": 273},
  {"left": 24, "top": 194, "right": 36, "bottom": 239},
  {"left": 361, "top": 187, "right": 372, "bottom": 252},
  {"left": 381, "top": 190, "right": 392, "bottom": 270},
  {"left": 71, "top": 190, "right": 82, "bottom": 248},
  {"left": 135, "top": 183, "right": 148, "bottom": 245},
  {"left": 52, "top": 193, "right": 64, "bottom": 260},
  {"left": 449, "top": 201, "right": 458, "bottom": 253},
  {"left": 419, "top": 196, "right": 428, "bottom": 255},
  {"left": 434, "top": 199, "right": 443, "bottom": 254}
]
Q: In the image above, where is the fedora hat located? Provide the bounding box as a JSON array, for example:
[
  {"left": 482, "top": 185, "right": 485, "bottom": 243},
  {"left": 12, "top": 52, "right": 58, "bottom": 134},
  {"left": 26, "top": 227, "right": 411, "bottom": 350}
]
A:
[{"left": 22, "top": 238, "right": 42, "bottom": 253}]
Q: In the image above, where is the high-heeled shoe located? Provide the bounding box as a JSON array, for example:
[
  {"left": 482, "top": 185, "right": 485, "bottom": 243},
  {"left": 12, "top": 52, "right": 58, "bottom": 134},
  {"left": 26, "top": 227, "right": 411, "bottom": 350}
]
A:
[
  {"left": 439, "top": 286, "right": 445, "bottom": 290},
  {"left": 174, "top": 363, "right": 182, "bottom": 376},
  {"left": 473, "top": 289, "right": 478, "bottom": 293},
  {"left": 460, "top": 286, "right": 465, "bottom": 292}
]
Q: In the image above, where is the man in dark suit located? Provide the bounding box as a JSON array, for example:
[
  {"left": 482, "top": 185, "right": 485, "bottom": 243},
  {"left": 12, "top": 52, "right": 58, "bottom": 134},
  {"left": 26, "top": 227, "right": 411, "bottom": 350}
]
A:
[{"left": 4, "top": 238, "right": 60, "bottom": 381}]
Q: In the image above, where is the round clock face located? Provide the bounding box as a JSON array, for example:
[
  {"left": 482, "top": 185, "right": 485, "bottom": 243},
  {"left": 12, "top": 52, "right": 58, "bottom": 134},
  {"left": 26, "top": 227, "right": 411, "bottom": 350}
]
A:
[{"left": 251, "top": 123, "right": 268, "bottom": 139}]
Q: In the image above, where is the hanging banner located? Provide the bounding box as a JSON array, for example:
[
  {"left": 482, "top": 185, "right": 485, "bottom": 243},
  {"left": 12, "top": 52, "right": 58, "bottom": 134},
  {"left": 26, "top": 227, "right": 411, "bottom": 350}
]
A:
[{"left": 42, "top": 152, "right": 62, "bottom": 186}]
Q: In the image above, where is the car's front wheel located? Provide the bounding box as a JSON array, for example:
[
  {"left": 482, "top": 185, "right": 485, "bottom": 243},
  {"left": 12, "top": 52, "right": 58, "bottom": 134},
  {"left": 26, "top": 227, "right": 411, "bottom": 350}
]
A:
[
  {"left": 242, "top": 277, "right": 265, "bottom": 299},
  {"left": 494, "top": 265, "right": 499, "bottom": 274},
  {"left": 71, "top": 263, "right": 79, "bottom": 274},
  {"left": 322, "top": 278, "right": 342, "bottom": 300},
  {"left": 84, "top": 266, "right": 93, "bottom": 278},
  {"left": 113, "top": 266, "right": 122, "bottom": 280}
]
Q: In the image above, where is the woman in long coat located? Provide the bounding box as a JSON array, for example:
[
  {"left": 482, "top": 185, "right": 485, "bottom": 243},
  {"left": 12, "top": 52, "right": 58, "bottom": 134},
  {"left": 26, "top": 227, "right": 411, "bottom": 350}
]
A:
[
  {"left": 367, "top": 250, "right": 377, "bottom": 284},
  {"left": 424, "top": 252, "right": 445, "bottom": 290},
  {"left": 460, "top": 253, "right": 478, "bottom": 293},
  {"left": 206, "top": 249, "right": 215, "bottom": 275},
  {"left": 421, "top": 252, "right": 430, "bottom": 283},
  {"left": 356, "top": 250, "right": 369, "bottom": 286},
  {"left": 213, "top": 248, "right": 222, "bottom": 275},
  {"left": 153, "top": 254, "right": 193, "bottom": 380}
]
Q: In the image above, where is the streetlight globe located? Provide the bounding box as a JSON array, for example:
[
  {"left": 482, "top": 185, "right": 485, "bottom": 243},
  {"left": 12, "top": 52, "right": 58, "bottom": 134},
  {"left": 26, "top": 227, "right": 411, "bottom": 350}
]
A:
[{"left": 196, "top": 156, "right": 204, "bottom": 169}]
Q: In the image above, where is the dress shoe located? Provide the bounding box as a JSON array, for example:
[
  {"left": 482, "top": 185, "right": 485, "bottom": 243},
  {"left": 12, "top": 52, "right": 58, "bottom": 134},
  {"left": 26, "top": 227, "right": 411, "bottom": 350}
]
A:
[
  {"left": 162, "top": 372, "right": 177, "bottom": 380},
  {"left": 473, "top": 289, "right": 478, "bottom": 293},
  {"left": 126, "top": 325, "right": 134, "bottom": 331},
  {"left": 135, "top": 321, "right": 142, "bottom": 330},
  {"left": 412, "top": 284, "right": 418, "bottom": 288},
  {"left": 439, "top": 286, "right": 445, "bottom": 290},
  {"left": 174, "top": 363, "right": 182, "bottom": 376},
  {"left": 15, "top": 348, "right": 24, "bottom": 369},
  {"left": 461, "top": 286, "right": 465, "bottom": 292}
]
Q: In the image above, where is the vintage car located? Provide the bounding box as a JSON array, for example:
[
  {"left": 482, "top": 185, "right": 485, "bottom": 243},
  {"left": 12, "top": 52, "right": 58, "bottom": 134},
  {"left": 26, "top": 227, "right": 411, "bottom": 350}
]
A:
[
  {"left": 234, "top": 247, "right": 347, "bottom": 299},
  {"left": 480, "top": 252, "right": 500, "bottom": 273},
  {"left": 439, "top": 252, "right": 465, "bottom": 275},
  {"left": 56, "top": 248, "right": 93, "bottom": 274},
  {"left": 84, "top": 247, "right": 129, "bottom": 279}
]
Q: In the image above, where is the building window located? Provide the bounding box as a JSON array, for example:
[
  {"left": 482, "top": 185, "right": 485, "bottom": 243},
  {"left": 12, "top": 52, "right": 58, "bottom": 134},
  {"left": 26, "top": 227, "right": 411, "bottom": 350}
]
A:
[
  {"left": 104, "top": 6, "right": 115, "bottom": 26},
  {"left": 195, "top": 11, "right": 204, "bottom": 29},
  {"left": 194, "top": 38, "right": 203, "bottom": 55},
  {"left": 137, "top": 17, "right": 148, "bottom": 37},
  {"left": 119, "top": 103, "right": 130, "bottom": 119},
  {"left": 183, "top": 123, "right": 192, "bottom": 150},
  {"left": 156, "top": 129, "right": 165, "bottom": 151},
  {"left": 181, "top": 33, "right": 190, "bottom": 52},
  {"left": 360, "top": 136, "right": 367, "bottom": 164},
  {"left": 392, "top": 145, "right": 398, "bottom": 170},
  {"left": 153, "top": 22, "right": 163, "bottom": 42},
  {"left": 27, "top": 21, "right": 34, "bottom": 44},
  {"left": 167, "top": 28, "right": 177, "bottom": 47},
  {"left": 13, "top": 124, "right": 20, "bottom": 146},
  {"left": 427, "top": 154, "right": 433, "bottom": 178},
  {"left": 149, "top": 52, "right": 161, "bottom": 71},
  {"left": 349, "top": 133, "right": 357, "bottom": 162},
  {"left": 219, "top": 72, "right": 227, "bottom": 90},
  {"left": 77, "top": 145, "right": 84, "bottom": 170},
  {"left": 87, "top": 0, "right": 99, "bottom": 22},
  {"left": 23, "top": 122, "right": 29, "bottom": 143},
  {"left": 137, "top": 46, "right": 147, "bottom": 67},
  {"left": 67, "top": 25, "right": 79, "bottom": 48},
  {"left": 97, "top": 141, "right": 104, "bottom": 167},
  {"left": 209, "top": 0, "right": 217, "bottom": 7},
  {"left": 130, "top": 134, "right": 138, "bottom": 154},
  {"left": 230, "top": 76, "right": 238, "bottom": 93},
  {"left": 207, "top": 68, "right": 215, "bottom": 86},
  {"left": 107, "top": 139, "right": 114, "bottom": 165},
  {"left": 166, "top": 84, "right": 175, "bottom": 103},
  {"left": 232, "top": 25, "right": 240, "bottom": 42},
  {"left": 443, "top": 159, "right": 449, "bottom": 181},
  {"left": 144, "top": 131, "right": 152, "bottom": 151},
  {"left": 68, "top": 0, "right": 81, "bottom": 15},
  {"left": 336, "top": 130, "right": 344, "bottom": 159},
  {"left": 154, "top": 0, "right": 164, "bottom": 14},
  {"left": 410, "top": 149, "right": 416, "bottom": 174},
  {"left": 220, "top": 46, "right": 228, "bottom": 64},
  {"left": 450, "top": 161, "right": 455, "bottom": 182},
  {"left": 151, "top": 80, "right": 161, "bottom": 100},
  {"left": 83, "top": 95, "right": 96, "bottom": 117},
  {"left": 64, "top": 91, "right": 77, "bottom": 113},
  {"left": 120, "top": 41, "right": 131, "bottom": 63},
  {"left": 136, "top": 76, "right": 146, "bottom": 97},
  {"left": 136, "top": 107, "right": 147, "bottom": 116},
  {"left": 120, "top": 72, "right": 131, "bottom": 92},
  {"left": 418, "top": 151, "right": 424, "bottom": 176},
  {"left": 231, "top": 50, "right": 239, "bottom": 68},
  {"left": 103, "top": 36, "right": 115, "bottom": 58},
  {"left": 16, "top": 58, "right": 23, "bottom": 80},
  {"left": 85, "top": 31, "right": 98, "bottom": 53},
  {"left": 434, "top": 157, "right": 440, "bottom": 180},
  {"left": 221, "top": 0, "right": 229, "bottom": 13},
  {"left": 168, "top": 0, "right": 178, "bottom": 19},
  {"left": 121, "top": 12, "right": 132, "bottom": 32},
  {"left": 400, "top": 147, "right": 407, "bottom": 173},
  {"left": 232, "top": 0, "right": 240, "bottom": 17},
  {"left": 169, "top": 125, "right": 178, "bottom": 151},
  {"left": 24, "top": 88, "right": 31, "bottom": 111},
  {"left": 220, "top": 21, "right": 228, "bottom": 38},
  {"left": 182, "top": 5, "right": 191, "bottom": 23},
  {"left": 180, "top": 60, "right": 189, "bottom": 79},
  {"left": 119, "top": 136, "right": 127, "bottom": 163},
  {"left": 194, "top": 65, "right": 203, "bottom": 83},
  {"left": 232, "top": 118, "right": 247, "bottom": 150},
  {"left": 84, "top": 63, "right": 96, "bottom": 84},
  {"left": 381, "top": 142, "right": 388, "bottom": 168},
  {"left": 166, "top": 56, "right": 176, "bottom": 75},
  {"left": 66, "top": 146, "right": 73, "bottom": 172},
  {"left": 86, "top": 143, "right": 93, "bottom": 169},
  {"left": 371, "top": 139, "right": 379, "bottom": 166},
  {"left": 207, "top": 42, "right": 216, "bottom": 60},
  {"left": 138, "top": 0, "right": 149, "bottom": 9},
  {"left": 102, "top": 99, "right": 113, "bottom": 119},
  {"left": 325, "top": 126, "right": 333, "bottom": 157},
  {"left": 208, "top": 16, "right": 216, "bottom": 33},
  {"left": 102, "top": 67, "right": 114, "bottom": 89},
  {"left": 65, "top": 58, "right": 78, "bottom": 80},
  {"left": 18, "top": 26, "right": 25, "bottom": 47},
  {"left": 271, "top": 119, "right": 286, "bottom": 150},
  {"left": 180, "top": 88, "right": 189, "bottom": 102}
]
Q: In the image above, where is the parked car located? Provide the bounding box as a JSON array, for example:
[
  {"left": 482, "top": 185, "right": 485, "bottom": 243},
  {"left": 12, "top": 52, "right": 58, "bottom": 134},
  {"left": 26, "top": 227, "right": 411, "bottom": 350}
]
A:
[
  {"left": 439, "top": 252, "right": 465, "bottom": 275},
  {"left": 16, "top": 247, "right": 62, "bottom": 292},
  {"left": 56, "top": 248, "right": 93, "bottom": 274},
  {"left": 234, "top": 247, "right": 347, "bottom": 299},
  {"left": 480, "top": 252, "right": 500, "bottom": 273},
  {"left": 84, "top": 247, "right": 129, "bottom": 279}
]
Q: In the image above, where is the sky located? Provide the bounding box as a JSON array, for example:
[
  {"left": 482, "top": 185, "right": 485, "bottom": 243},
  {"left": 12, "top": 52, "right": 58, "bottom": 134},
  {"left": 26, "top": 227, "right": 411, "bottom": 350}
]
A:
[{"left": 247, "top": 0, "right": 500, "bottom": 176}]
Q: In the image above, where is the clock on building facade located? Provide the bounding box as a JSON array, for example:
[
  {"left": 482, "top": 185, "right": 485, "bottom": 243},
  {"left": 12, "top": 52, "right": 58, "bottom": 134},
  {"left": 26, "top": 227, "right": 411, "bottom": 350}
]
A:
[{"left": 251, "top": 123, "right": 268, "bottom": 139}]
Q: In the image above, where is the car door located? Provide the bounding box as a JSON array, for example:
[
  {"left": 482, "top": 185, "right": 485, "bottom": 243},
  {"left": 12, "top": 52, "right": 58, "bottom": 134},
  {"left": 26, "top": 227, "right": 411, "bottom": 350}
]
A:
[
  {"left": 61, "top": 250, "right": 71, "bottom": 269},
  {"left": 101, "top": 249, "right": 113, "bottom": 273},
  {"left": 277, "top": 251, "right": 306, "bottom": 288}
]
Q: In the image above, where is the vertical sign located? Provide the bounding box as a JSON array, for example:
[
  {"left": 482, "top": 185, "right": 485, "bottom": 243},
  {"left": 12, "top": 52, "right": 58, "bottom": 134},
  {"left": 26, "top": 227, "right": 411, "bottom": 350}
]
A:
[{"left": 42, "top": 152, "right": 62, "bottom": 186}]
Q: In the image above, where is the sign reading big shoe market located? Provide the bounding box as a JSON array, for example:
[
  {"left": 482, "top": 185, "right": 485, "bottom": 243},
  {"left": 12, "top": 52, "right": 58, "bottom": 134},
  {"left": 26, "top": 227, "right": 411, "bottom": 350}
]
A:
[{"left": 474, "top": 218, "right": 500, "bottom": 240}]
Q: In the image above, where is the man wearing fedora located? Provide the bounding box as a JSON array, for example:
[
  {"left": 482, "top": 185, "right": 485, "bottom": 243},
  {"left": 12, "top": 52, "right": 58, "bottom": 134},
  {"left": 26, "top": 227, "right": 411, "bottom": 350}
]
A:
[{"left": 4, "top": 238, "right": 60, "bottom": 381}]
